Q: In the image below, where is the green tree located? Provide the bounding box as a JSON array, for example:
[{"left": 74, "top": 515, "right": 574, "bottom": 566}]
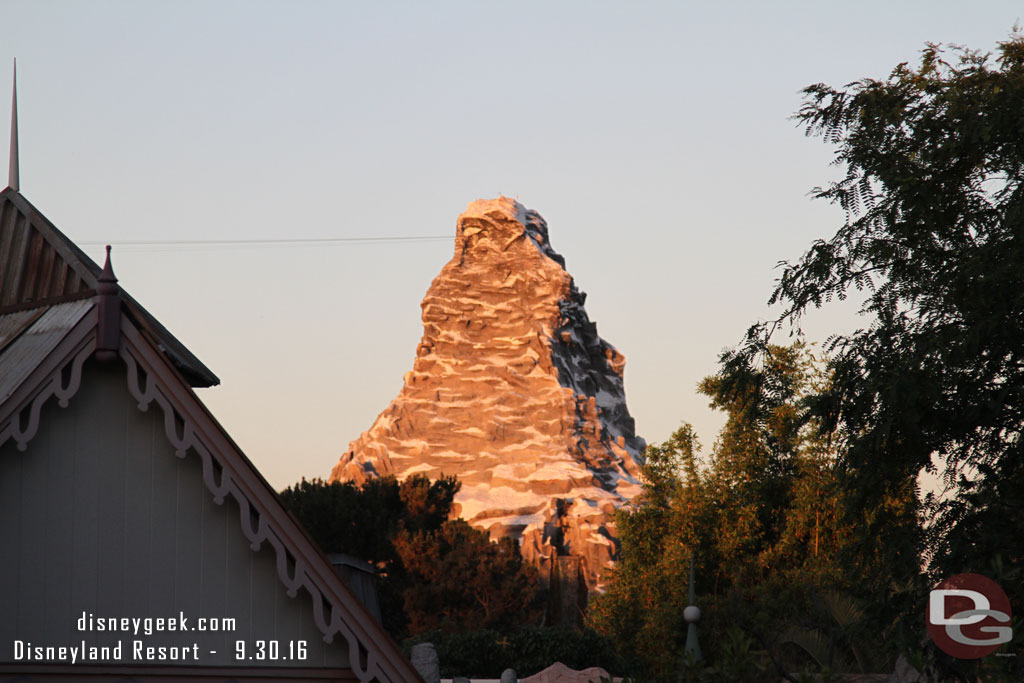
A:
[
  {"left": 279, "top": 474, "right": 460, "bottom": 565},
  {"left": 393, "top": 519, "right": 538, "bottom": 633},
  {"left": 281, "top": 476, "right": 403, "bottom": 566},
  {"left": 697, "top": 343, "right": 837, "bottom": 587},
  {"left": 588, "top": 423, "right": 703, "bottom": 678},
  {"left": 590, "top": 344, "right": 892, "bottom": 679},
  {"left": 280, "top": 474, "right": 534, "bottom": 638},
  {"left": 739, "top": 34, "right": 1024, "bottom": 609}
]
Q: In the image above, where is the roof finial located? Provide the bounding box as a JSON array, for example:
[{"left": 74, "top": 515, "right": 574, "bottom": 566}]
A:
[
  {"left": 98, "top": 245, "right": 118, "bottom": 289},
  {"left": 95, "top": 245, "right": 121, "bottom": 363},
  {"left": 9, "top": 58, "right": 18, "bottom": 192}
]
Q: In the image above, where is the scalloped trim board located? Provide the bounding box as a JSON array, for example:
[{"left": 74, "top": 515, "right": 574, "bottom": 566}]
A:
[{"left": 0, "top": 307, "right": 422, "bottom": 683}]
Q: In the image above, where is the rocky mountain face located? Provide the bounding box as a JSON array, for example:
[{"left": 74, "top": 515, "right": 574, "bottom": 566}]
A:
[{"left": 330, "top": 197, "right": 645, "bottom": 598}]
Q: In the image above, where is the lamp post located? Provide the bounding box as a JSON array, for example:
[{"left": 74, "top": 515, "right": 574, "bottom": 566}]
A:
[{"left": 683, "top": 556, "right": 701, "bottom": 662}]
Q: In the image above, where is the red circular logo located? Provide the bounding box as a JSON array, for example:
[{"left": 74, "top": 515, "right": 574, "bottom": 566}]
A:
[{"left": 926, "top": 573, "right": 1013, "bottom": 659}]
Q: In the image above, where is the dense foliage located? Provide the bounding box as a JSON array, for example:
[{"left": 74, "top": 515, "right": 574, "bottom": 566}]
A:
[
  {"left": 589, "top": 343, "right": 912, "bottom": 679},
  {"left": 696, "top": 33, "right": 1024, "bottom": 680},
  {"left": 280, "top": 474, "right": 459, "bottom": 567},
  {"left": 394, "top": 519, "right": 538, "bottom": 633},
  {"left": 280, "top": 476, "right": 536, "bottom": 638},
  {"left": 742, "top": 34, "right": 1024, "bottom": 600}
]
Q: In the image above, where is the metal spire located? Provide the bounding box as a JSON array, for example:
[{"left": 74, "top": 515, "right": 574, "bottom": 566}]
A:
[{"left": 9, "top": 58, "right": 18, "bottom": 192}]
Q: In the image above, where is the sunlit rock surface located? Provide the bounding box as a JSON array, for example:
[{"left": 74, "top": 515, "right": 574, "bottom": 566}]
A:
[{"left": 330, "top": 197, "right": 645, "bottom": 592}]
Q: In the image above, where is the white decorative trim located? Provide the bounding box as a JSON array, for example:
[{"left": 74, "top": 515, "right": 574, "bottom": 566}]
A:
[
  {"left": 0, "top": 312, "right": 410, "bottom": 681},
  {"left": 120, "top": 348, "right": 386, "bottom": 683},
  {"left": 0, "top": 338, "right": 93, "bottom": 452}
]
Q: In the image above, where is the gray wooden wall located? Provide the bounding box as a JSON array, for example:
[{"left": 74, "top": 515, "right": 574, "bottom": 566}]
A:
[{"left": 0, "top": 362, "right": 349, "bottom": 669}]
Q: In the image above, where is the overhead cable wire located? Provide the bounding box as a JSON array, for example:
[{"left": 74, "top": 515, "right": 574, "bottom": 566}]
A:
[{"left": 80, "top": 235, "right": 450, "bottom": 247}]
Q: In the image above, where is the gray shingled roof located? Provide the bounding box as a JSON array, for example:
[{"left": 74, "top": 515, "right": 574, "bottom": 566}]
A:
[{"left": 0, "top": 299, "right": 93, "bottom": 404}]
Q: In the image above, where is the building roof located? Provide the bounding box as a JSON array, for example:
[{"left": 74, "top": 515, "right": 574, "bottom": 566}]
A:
[
  {"left": 0, "top": 187, "right": 219, "bottom": 387},
  {"left": 0, "top": 298, "right": 92, "bottom": 408},
  {"left": 0, "top": 189, "right": 423, "bottom": 682}
]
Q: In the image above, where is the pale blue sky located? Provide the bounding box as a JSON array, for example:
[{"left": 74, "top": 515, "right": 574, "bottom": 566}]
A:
[{"left": 3, "top": 2, "right": 1020, "bottom": 488}]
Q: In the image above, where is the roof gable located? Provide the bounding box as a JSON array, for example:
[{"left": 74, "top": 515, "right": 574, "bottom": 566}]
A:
[
  {"left": 1, "top": 361, "right": 355, "bottom": 675},
  {"left": 0, "top": 184, "right": 421, "bottom": 681},
  {"left": 0, "top": 187, "right": 219, "bottom": 387},
  {"left": 0, "top": 294, "right": 422, "bottom": 683},
  {"left": 0, "top": 188, "right": 95, "bottom": 307}
]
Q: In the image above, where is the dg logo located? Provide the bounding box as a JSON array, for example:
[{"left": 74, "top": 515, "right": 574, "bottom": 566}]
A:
[{"left": 926, "top": 573, "right": 1013, "bottom": 659}]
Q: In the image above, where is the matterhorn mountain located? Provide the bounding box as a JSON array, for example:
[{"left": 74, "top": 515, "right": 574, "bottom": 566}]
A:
[{"left": 331, "top": 197, "right": 645, "bottom": 598}]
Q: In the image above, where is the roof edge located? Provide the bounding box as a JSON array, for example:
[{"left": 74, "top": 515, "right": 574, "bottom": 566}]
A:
[
  {"left": 0, "top": 305, "right": 420, "bottom": 682},
  {"left": 117, "top": 318, "right": 420, "bottom": 682},
  {"left": 0, "top": 187, "right": 219, "bottom": 387}
]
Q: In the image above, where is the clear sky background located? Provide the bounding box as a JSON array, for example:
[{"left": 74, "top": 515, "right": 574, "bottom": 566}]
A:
[{"left": 2, "top": 1, "right": 1020, "bottom": 489}]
